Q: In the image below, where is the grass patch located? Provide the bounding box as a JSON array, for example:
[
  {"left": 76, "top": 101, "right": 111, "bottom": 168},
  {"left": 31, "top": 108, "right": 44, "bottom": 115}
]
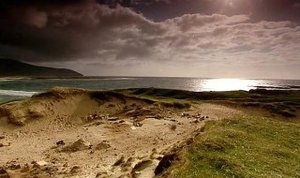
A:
[
  {"left": 115, "top": 89, "right": 193, "bottom": 109},
  {"left": 159, "top": 100, "right": 191, "bottom": 109},
  {"left": 117, "top": 88, "right": 300, "bottom": 103},
  {"left": 164, "top": 116, "right": 300, "bottom": 178}
]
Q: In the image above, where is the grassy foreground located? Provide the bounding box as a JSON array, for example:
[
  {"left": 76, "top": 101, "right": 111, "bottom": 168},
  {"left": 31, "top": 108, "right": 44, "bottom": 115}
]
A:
[{"left": 164, "top": 116, "right": 300, "bottom": 178}]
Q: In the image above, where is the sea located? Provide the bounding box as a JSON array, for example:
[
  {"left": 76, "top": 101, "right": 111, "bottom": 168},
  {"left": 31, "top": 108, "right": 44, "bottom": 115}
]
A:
[{"left": 0, "top": 77, "right": 300, "bottom": 103}]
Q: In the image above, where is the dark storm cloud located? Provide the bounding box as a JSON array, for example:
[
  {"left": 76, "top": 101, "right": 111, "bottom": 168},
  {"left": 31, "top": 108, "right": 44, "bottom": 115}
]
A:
[
  {"left": 0, "top": 0, "right": 299, "bottom": 79},
  {"left": 0, "top": 0, "right": 166, "bottom": 61}
]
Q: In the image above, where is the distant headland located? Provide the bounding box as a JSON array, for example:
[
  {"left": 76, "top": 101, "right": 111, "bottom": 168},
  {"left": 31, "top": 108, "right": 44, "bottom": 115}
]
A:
[{"left": 0, "top": 59, "right": 83, "bottom": 78}]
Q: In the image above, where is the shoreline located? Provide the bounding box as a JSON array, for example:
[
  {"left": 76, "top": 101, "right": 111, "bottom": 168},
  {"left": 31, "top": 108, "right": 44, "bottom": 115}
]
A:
[{"left": 1, "top": 87, "right": 300, "bottom": 104}]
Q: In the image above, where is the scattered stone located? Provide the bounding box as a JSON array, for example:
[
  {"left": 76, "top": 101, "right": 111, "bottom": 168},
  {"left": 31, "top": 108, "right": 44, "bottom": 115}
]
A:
[
  {"left": 187, "top": 113, "right": 209, "bottom": 123},
  {"left": 181, "top": 112, "right": 190, "bottom": 117},
  {"left": 95, "top": 141, "right": 111, "bottom": 150},
  {"left": 61, "top": 139, "right": 92, "bottom": 152},
  {"left": 6, "top": 162, "right": 21, "bottom": 170},
  {"left": 85, "top": 113, "right": 105, "bottom": 122},
  {"left": 56, "top": 140, "right": 65, "bottom": 146},
  {"left": 0, "top": 143, "right": 3, "bottom": 148},
  {"left": 35, "top": 160, "right": 49, "bottom": 167},
  {"left": 31, "top": 160, "right": 49, "bottom": 169},
  {"left": 131, "top": 126, "right": 137, "bottom": 130},
  {"left": 133, "top": 122, "right": 143, "bottom": 127},
  {"left": 0, "top": 136, "right": 4, "bottom": 140}
]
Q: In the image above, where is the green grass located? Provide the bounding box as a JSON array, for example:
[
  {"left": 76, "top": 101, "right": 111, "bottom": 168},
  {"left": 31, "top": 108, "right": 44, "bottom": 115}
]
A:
[
  {"left": 115, "top": 89, "right": 193, "bottom": 109},
  {"left": 117, "top": 88, "right": 300, "bottom": 103},
  {"left": 165, "top": 116, "right": 300, "bottom": 178}
]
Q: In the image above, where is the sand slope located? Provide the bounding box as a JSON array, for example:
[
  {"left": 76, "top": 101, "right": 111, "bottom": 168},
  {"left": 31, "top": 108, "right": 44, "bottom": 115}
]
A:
[{"left": 0, "top": 88, "right": 242, "bottom": 178}]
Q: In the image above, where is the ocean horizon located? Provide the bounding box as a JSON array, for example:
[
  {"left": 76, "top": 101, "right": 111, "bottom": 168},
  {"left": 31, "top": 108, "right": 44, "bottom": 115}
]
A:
[{"left": 1, "top": 77, "right": 300, "bottom": 103}]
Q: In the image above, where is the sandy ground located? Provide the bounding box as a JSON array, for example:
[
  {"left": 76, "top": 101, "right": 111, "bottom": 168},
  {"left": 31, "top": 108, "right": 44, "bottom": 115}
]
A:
[{"left": 0, "top": 88, "right": 242, "bottom": 178}]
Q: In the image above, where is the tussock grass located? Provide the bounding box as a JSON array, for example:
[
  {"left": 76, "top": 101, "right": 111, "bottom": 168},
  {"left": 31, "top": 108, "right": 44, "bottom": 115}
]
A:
[{"left": 164, "top": 116, "right": 300, "bottom": 178}]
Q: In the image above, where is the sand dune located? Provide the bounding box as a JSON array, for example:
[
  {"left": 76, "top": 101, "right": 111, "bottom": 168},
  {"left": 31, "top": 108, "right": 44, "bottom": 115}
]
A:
[{"left": 0, "top": 88, "right": 242, "bottom": 178}]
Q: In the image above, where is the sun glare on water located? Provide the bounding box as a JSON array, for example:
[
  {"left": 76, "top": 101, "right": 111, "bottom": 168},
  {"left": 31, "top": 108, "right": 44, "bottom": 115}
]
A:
[{"left": 201, "top": 78, "right": 258, "bottom": 91}]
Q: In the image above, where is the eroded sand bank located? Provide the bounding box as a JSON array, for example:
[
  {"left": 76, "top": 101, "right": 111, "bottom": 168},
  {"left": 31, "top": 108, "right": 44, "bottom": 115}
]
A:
[{"left": 0, "top": 88, "right": 242, "bottom": 178}]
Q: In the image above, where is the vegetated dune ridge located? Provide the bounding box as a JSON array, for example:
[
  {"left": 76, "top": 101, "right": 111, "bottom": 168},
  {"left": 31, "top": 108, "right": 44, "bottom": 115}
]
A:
[{"left": 0, "top": 87, "right": 243, "bottom": 178}]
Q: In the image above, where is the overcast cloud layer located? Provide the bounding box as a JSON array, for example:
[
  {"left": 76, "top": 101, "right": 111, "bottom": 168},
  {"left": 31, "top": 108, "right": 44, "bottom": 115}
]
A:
[{"left": 0, "top": 0, "right": 299, "bottom": 79}]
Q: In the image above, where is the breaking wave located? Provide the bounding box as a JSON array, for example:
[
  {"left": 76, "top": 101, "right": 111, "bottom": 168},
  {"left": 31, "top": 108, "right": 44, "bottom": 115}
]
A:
[{"left": 0, "top": 90, "right": 37, "bottom": 97}]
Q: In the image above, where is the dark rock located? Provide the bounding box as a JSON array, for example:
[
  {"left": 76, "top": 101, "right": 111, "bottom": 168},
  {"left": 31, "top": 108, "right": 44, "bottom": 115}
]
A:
[
  {"left": 7, "top": 163, "right": 21, "bottom": 170},
  {"left": 154, "top": 154, "right": 178, "bottom": 176},
  {"left": 0, "top": 167, "right": 9, "bottom": 178},
  {"left": 113, "top": 156, "right": 125, "bottom": 167},
  {"left": 56, "top": 140, "right": 65, "bottom": 146},
  {"left": 61, "top": 139, "right": 92, "bottom": 152}
]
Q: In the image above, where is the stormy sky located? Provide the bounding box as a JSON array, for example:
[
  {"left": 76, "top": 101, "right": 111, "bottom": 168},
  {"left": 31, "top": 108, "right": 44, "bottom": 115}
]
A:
[{"left": 0, "top": 0, "right": 299, "bottom": 79}]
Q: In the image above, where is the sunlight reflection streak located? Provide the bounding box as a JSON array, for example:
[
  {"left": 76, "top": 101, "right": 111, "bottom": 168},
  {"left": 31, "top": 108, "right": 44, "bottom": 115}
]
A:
[{"left": 199, "top": 78, "right": 258, "bottom": 91}]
